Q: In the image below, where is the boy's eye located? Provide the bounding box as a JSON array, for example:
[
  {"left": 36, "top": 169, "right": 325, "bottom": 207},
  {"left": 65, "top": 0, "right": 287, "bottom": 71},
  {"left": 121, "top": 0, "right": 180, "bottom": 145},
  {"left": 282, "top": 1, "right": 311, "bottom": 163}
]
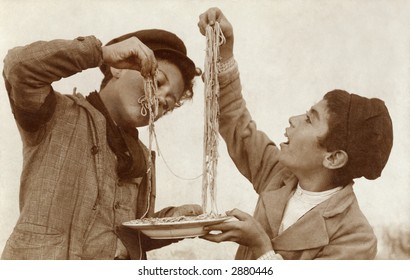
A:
[{"left": 155, "top": 71, "right": 166, "bottom": 87}]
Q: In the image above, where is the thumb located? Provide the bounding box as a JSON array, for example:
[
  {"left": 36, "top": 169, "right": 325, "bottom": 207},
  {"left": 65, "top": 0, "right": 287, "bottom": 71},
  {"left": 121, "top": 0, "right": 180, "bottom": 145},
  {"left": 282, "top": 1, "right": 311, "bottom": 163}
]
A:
[{"left": 226, "top": 208, "right": 252, "bottom": 221}]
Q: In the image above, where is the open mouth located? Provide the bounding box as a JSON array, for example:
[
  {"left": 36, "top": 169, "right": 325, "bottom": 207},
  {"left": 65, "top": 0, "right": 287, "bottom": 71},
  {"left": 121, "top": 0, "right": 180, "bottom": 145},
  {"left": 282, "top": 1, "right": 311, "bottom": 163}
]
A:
[
  {"left": 283, "top": 132, "right": 290, "bottom": 145},
  {"left": 280, "top": 132, "right": 290, "bottom": 149}
]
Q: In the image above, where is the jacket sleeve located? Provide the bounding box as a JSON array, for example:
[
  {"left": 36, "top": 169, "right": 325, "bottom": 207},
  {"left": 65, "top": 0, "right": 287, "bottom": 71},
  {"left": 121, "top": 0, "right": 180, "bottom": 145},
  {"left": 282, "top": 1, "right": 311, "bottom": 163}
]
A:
[
  {"left": 3, "top": 36, "right": 103, "bottom": 132},
  {"left": 217, "top": 61, "right": 285, "bottom": 194}
]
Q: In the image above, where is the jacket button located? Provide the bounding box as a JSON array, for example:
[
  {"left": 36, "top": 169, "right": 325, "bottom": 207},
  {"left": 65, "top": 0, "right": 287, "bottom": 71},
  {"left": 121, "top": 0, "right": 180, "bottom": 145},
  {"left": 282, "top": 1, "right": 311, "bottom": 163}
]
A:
[
  {"left": 91, "top": 145, "right": 99, "bottom": 155},
  {"left": 114, "top": 201, "right": 120, "bottom": 209}
]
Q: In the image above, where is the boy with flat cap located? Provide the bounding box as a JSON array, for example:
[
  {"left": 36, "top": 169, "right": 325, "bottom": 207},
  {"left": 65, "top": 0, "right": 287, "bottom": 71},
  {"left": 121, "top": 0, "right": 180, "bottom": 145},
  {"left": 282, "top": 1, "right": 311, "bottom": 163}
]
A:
[
  {"left": 2, "top": 29, "right": 202, "bottom": 259},
  {"left": 198, "top": 8, "right": 393, "bottom": 260}
]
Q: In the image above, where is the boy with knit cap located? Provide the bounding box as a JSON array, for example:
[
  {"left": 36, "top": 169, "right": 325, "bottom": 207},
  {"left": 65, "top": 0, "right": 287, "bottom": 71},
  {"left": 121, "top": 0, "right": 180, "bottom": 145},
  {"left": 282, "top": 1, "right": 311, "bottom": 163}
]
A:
[{"left": 198, "top": 8, "right": 393, "bottom": 260}]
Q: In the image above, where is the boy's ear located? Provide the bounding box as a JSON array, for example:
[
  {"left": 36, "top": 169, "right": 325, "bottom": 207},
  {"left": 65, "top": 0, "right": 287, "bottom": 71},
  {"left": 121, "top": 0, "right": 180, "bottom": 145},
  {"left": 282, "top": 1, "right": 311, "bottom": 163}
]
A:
[{"left": 323, "top": 150, "right": 348, "bottom": 170}]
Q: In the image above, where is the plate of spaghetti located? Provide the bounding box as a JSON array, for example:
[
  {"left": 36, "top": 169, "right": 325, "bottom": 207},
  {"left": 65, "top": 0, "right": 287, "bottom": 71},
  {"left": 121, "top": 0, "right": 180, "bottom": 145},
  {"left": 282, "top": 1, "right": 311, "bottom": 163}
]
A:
[{"left": 122, "top": 213, "right": 231, "bottom": 239}]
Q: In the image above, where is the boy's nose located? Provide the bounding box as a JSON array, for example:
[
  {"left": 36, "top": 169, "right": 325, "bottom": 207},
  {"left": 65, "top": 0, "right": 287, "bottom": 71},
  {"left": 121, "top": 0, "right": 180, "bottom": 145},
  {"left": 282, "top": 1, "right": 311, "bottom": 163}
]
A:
[{"left": 289, "top": 116, "right": 296, "bottom": 127}]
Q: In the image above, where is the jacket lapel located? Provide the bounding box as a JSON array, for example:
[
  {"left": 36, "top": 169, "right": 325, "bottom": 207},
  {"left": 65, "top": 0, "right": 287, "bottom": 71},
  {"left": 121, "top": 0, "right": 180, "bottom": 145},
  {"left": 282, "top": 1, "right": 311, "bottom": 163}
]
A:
[
  {"left": 261, "top": 176, "right": 298, "bottom": 238},
  {"left": 272, "top": 206, "right": 329, "bottom": 250}
]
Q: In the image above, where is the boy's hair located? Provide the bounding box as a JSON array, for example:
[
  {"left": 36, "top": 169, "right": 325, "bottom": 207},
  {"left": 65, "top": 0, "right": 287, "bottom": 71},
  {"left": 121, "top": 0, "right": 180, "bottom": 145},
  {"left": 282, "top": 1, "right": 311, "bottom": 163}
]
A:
[{"left": 319, "top": 90, "right": 393, "bottom": 186}]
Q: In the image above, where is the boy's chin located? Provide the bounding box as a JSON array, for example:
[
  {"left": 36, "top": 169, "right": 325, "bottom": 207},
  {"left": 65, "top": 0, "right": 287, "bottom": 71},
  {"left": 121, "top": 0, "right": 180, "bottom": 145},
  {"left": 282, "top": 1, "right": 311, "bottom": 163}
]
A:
[{"left": 279, "top": 142, "right": 288, "bottom": 150}]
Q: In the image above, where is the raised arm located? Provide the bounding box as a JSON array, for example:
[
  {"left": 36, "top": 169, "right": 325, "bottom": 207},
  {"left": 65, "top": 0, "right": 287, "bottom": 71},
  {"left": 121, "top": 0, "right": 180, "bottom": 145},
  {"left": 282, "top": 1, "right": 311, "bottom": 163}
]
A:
[
  {"left": 3, "top": 36, "right": 102, "bottom": 130},
  {"left": 3, "top": 35, "right": 157, "bottom": 131}
]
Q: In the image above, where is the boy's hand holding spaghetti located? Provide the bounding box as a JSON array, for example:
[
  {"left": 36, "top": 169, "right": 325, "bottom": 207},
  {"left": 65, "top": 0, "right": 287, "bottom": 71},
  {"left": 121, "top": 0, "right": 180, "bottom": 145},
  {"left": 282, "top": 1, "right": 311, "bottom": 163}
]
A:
[
  {"left": 198, "top": 7, "right": 234, "bottom": 63},
  {"left": 102, "top": 36, "right": 158, "bottom": 78}
]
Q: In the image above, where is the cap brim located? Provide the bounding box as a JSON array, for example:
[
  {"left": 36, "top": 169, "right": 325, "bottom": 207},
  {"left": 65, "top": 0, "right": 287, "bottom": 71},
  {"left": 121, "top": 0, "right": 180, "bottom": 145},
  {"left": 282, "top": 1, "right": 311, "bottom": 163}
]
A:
[{"left": 153, "top": 48, "right": 197, "bottom": 80}]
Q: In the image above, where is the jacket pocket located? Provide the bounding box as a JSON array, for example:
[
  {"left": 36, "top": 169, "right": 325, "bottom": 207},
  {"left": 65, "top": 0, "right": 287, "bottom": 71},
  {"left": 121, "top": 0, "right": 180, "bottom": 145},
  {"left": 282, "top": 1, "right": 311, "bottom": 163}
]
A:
[{"left": 2, "top": 223, "right": 65, "bottom": 260}]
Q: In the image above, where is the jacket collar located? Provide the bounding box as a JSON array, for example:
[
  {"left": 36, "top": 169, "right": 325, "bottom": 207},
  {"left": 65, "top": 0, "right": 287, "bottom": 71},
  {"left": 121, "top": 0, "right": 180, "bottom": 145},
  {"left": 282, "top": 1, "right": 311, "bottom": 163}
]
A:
[{"left": 262, "top": 178, "right": 356, "bottom": 251}]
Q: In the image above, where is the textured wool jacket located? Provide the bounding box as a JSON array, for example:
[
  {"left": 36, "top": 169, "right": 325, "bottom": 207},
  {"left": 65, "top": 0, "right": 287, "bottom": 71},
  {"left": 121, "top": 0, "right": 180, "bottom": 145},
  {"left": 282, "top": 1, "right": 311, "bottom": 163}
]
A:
[
  {"left": 2, "top": 36, "right": 171, "bottom": 259},
  {"left": 217, "top": 63, "right": 378, "bottom": 260}
]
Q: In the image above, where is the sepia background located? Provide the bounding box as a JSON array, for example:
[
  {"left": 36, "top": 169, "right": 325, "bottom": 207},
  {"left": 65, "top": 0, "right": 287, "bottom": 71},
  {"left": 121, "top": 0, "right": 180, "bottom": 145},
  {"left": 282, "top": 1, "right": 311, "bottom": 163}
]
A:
[{"left": 0, "top": 0, "right": 409, "bottom": 259}]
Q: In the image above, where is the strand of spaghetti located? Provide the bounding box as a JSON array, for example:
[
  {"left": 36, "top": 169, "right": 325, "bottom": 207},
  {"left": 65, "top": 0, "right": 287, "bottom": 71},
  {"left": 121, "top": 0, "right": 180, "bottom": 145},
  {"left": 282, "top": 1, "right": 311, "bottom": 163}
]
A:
[
  {"left": 202, "top": 22, "right": 225, "bottom": 214},
  {"left": 140, "top": 76, "right": 202, "bottom": 182},
  {"left": 150, "top": 124, "right": 203, "bottom": 180}
]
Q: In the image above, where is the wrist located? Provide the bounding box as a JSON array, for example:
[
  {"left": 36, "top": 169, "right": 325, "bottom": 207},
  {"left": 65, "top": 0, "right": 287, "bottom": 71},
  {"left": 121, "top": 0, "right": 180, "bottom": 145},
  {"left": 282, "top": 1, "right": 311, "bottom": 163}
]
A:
[
  {"left": 252, "top": 237, "right": 274, "bottom": 259},
  {"left": 101, "top": 46, "right": 108, "bottom": 64},
  {"left": 219, "top": 36, "right": 234, "bottom": 61},
  {"left": 257, "top": 250, "right": 283, "bottom": 260},
  {"left": 217, "top": 56, "right": 235, "bottom": 73}
]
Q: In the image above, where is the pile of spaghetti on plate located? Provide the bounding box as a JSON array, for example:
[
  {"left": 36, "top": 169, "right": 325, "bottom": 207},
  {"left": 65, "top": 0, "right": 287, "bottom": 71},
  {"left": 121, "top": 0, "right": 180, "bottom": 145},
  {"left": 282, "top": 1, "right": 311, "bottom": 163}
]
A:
[
  {"left": 125, "top": 213, "right": 226, "bottom": 225},
  {"left": 123, "top": 213, "right": 230, "bottom": 239}
]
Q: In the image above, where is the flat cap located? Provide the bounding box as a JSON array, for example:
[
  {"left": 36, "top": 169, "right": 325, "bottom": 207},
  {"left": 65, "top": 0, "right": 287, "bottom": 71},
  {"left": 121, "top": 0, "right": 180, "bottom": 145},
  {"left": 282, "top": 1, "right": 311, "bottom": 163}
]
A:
[{"left": 100, "top": 29, "right": 197, "bottom": 88}]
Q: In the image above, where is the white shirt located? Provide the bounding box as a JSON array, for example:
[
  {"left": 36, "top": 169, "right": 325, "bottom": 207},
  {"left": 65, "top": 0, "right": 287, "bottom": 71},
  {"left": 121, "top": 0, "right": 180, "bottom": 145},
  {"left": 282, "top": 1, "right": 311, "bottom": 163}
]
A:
[{"left": 278, "top": 185, "right": 343, "bottom": 234}]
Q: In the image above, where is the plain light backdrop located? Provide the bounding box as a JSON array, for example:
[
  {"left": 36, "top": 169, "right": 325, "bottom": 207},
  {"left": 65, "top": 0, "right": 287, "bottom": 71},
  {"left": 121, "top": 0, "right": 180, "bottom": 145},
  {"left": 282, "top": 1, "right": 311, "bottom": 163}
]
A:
[{"left": 0, "top": 0, "right": 409, "bottom": 259}]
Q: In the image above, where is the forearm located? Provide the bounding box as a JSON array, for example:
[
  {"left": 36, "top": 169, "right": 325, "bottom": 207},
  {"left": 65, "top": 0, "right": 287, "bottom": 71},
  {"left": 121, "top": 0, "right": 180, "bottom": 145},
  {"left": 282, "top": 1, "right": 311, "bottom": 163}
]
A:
[
  {"left": 217, "top": 61, "right": 279, "bottom": 190},
  {"left": 3, "top": 36, "right": 103, "bottom": 111},
  {"left": 217, "top": 61, "right": 253, "bottom": 180}
]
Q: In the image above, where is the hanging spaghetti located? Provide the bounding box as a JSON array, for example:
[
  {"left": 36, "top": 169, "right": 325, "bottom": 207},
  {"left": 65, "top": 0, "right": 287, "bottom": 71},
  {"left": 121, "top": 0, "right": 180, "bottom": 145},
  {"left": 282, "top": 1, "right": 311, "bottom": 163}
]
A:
[
  {"left": 139, "top": 75, "right": 202, "bottom": 182},
  {"left": 202, "top": 23, "right": 226, "bottom": 215},
  {"left": 139, "top": 74, "right": 159, "bottom": 218}
]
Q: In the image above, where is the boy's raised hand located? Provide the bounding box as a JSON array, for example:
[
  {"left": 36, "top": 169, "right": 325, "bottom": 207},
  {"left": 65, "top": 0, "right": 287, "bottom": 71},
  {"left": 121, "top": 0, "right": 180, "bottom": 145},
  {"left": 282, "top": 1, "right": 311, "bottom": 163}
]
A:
[
  {"left": 198, "top": 7, "right": 234, "bottom": 62},
  {"left": 102, "top": 36, "right": 157, "bottom": 78}
]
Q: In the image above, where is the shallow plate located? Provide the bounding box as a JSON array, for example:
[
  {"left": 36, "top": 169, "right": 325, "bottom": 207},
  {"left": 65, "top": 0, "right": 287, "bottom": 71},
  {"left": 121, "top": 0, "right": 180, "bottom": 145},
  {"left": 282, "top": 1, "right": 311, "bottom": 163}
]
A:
[{"left": 122, "top": 216, "right": 231, "bottom": 239}]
